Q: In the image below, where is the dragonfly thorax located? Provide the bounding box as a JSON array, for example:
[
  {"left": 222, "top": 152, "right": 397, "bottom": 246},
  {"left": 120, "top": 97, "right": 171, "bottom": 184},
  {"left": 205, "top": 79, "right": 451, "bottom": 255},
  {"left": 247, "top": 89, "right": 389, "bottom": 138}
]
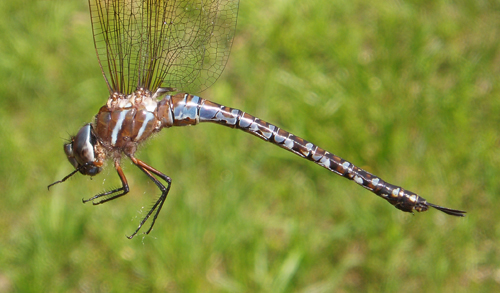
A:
[{"left": 93, "top": 88, "right": 168, "bottom": 154}]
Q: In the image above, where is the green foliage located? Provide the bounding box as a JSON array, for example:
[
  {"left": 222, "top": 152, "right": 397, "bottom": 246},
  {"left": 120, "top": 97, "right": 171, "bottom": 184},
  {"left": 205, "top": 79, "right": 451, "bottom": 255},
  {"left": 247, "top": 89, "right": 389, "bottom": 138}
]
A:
[{"left": 0, "top": 0, "right": 498, "bottom": 291}]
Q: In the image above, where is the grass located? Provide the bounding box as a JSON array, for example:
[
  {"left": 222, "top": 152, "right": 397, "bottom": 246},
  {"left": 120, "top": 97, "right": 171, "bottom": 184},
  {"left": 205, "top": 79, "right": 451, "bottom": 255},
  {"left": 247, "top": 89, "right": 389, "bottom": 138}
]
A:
[{"left": 0, "top": 0, "right": 499, "bottom": 292}]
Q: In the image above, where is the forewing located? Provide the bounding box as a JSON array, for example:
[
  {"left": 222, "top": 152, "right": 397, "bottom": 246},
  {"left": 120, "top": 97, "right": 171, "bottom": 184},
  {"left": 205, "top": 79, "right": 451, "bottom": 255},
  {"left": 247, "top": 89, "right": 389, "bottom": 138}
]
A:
[{"left": 89, "top": 0, "right": 239, "bottom": 94}]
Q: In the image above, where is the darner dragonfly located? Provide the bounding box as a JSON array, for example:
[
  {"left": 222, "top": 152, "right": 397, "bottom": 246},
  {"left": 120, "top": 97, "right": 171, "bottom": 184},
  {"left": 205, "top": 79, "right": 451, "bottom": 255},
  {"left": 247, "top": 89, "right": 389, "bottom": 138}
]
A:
[{"left": 49, "top": 0, "right": 465, "bottom": 239}]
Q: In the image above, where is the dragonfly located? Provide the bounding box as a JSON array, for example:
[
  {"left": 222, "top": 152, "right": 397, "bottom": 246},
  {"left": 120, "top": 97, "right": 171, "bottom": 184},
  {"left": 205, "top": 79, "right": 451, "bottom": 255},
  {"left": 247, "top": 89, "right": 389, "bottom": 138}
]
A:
[{"left": 48, "top": 0, "right": 465, "bottom": 239}]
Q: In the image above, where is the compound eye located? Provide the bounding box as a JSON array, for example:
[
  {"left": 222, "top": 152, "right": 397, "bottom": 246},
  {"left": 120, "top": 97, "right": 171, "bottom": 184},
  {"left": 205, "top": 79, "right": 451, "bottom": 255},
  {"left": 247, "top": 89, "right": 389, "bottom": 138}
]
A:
[
  {"left": 64, "top": 142, "right": 79, "bottom": 169},
  {"left": 63, "top": 123, "right": 104, "bottom": 177},
  {"left": 73, "top": 124, "right": 96, "bottom": 166}
]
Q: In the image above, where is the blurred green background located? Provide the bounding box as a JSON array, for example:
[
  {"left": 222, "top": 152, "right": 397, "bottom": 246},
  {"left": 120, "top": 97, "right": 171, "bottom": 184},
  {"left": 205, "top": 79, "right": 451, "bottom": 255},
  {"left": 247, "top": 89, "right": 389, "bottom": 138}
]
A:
[{"left": 0, "top": 0, "right": 498, "bottom": 292}]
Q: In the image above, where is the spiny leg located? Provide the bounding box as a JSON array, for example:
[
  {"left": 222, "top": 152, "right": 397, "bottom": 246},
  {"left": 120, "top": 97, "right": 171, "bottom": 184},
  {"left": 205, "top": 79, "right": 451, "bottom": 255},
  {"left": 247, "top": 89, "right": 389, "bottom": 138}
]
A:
[
  {"left": 47, "top": 169, "right": 79, "bottom": 190},
  {"left": 127, "top": 156, "right": 172, "bottom": 239},
  {"left": 82, "top": 160, "right": 130, "bottom": 204}
]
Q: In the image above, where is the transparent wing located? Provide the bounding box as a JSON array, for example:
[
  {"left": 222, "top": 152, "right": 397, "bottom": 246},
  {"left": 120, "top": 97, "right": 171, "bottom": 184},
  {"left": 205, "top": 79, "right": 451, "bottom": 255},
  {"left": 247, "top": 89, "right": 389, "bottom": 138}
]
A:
[{"left": 89, "top": 0, "right": 239, "bottom": 95}]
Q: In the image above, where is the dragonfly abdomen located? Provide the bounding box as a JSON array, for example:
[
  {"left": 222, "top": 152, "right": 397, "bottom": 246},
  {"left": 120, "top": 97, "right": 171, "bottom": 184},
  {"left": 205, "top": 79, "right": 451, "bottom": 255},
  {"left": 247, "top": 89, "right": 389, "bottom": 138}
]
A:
[{"left": 157, "top": 91, "right": 465, "bottom": 216}]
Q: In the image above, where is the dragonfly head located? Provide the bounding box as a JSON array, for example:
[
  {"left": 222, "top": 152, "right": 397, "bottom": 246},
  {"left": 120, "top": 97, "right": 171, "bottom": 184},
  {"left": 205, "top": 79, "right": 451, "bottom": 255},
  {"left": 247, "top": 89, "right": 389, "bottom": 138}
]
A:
[
  {"left": 64, "top": 123, "right": 105, "bottom": 176},
  {"left": 48, "top": 124, "right": 106, "bottom": 190}
]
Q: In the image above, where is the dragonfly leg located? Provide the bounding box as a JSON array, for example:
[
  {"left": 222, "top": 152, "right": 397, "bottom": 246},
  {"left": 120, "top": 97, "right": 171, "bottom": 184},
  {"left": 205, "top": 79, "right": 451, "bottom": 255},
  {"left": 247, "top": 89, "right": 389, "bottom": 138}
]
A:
[
  {"left": 126, "top": 156, "right": 172, "bottom": 239},
  {"left": 82, "top": 160, "right": 130, "bottom": 204},
  {"left": 47, "top": 169, "right": 79, "bottom": 190}
]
